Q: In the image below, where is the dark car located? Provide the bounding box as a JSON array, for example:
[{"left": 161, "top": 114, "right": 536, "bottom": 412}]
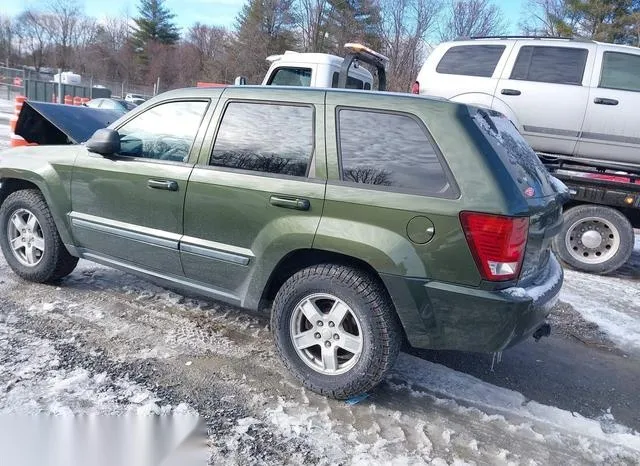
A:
[
  {"left": 0, "top": 86, "right": 567, "bottom": 399},
  {"left": 84, "top": 98, "right": 137, "bottom": 114}
]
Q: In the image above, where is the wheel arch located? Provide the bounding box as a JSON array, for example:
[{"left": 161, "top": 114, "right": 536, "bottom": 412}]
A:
[
  {"left": 0, "top": 176, "right": 76, "bottom": 251},
  {"left": 258, "top": 248, "right": 389, "bottom": 310}
]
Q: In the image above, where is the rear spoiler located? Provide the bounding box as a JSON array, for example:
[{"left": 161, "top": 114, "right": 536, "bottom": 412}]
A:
[
  {"left": 15, "top": 101, "right": 122, "bottom": 145},
  {"left": 339, "top": 43, "right": 389, "bottom": 91}
]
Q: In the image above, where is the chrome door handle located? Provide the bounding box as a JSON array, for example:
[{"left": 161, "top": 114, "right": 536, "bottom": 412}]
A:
[
  {"left": 269, "top": 195, "right": 310, "bottom": 211},
  {"left": 147, "top": 179, "right": 178, "bottom": 191}
]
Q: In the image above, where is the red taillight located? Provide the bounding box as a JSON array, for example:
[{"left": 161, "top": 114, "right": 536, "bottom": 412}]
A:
[
  {"left": 460, "top": 212, "right": 529, "bottom": 282},
  {"left": 411, "top": 81, "right": 420, "bottom": 94}
]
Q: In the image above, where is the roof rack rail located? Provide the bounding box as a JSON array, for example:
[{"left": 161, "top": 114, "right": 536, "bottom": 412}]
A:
[{"left": 455, "top": 35, "right": 595, "bottom": 43}]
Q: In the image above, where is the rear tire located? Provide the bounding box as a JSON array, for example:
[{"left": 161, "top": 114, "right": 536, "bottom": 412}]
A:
[
  {"left": 553, "top": 205, "right": 634, "bottom": 275},
  {"left": 271, "top": 264, "right": 401, "bottom": 399},
  {"left": 0, "top": 189, "right": 78, "bottom": 282}
]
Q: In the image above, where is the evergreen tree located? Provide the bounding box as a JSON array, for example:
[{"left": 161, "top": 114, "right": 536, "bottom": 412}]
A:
[
  {"left": 326, "top": 0, "right": 383, "bottom": 53},
  {"left": 132, "top": 0, "right": 180, "bottom": 47},
  {"left": 233, "top": 0, "right": 297, "bottom": 83}
]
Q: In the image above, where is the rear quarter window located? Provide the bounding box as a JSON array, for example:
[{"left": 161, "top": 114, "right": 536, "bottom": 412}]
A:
[
  {"left": 337, "top": 109, "right": 456, "bottom": 197},
  {"left": 472, "top": 109, "right": 555, "bottom": 198},
  {"left": 436, "top": 45, "right": 506, "bottom": 77}
]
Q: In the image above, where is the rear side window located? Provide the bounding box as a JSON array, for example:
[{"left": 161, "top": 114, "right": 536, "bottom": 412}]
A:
[
  {"left": 269, "top": 67, "right": 312, "bottom": 86},
  {"left": 331, "top": 72, "right": 370, "bottom": 90},
  {"left": 211, "top": 102, "right": 314, "bottom": 177},
  {"left": 600, "top": 52, "right": 640, "bottom": 92},
  {"left": 510, "top": 46, "right": 587, "bottom": 85},
  {"left": 436, "top": 45, "right": 506, "bottom": 77},
  {"left": 337, "top": 109, "right": 454, "bottom": 197},
  {"left": 472, "top": 109, "right": 554, "bottom": 198}
]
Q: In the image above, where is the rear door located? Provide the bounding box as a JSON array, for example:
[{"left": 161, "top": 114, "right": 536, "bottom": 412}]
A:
[
  {"left": 495, "top": 41, "right": 595, "bottom": 156},
  {"left": 576, "top": 46, "right": 640, "bottom": 164},
  {"left": 180, "top": 88, "right": 326, "bottom": 304}
]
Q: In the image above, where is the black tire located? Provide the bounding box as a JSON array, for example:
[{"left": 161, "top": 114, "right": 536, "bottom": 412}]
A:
[
  {"left": 552, "top": 205, "right": 634, "bottom": 275},
  {"left": 271, "top": 264, "right": 402, "bottom": 399},
  {"left": 0, "top": 189, "right": 78, "bottom": 282}
]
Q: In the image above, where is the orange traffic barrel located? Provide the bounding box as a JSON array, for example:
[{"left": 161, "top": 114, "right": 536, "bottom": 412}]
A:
[
  {"left": 73, "top": 96, "right": 82, "bottom": 106},
  {"left": 81, "top": 97, "right": 90, "bottom": 104},
  {"left": 64, "top": 95, "right": 73, "bottom": 105},
  {"left": 10, "top": 134, "right": 28, "bottom": 147},
  {"left": 9, "top": 115, "right": 18, "bottom": 132}
]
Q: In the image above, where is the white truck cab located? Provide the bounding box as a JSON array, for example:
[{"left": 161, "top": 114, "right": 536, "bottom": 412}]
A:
[
  {"left": 262, "top": 50, "right": 374, "bottom": 89},
  {"left": 414, "top": 37, "right": 640, "bottom": 165}
]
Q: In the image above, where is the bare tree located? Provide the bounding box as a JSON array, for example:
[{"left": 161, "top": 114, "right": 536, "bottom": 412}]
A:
[
  {"left": 0, "top": 15, "right": 13, "bottom": 66},
  {"left": 295, "top": 0, "right": 331, "bottom": 52},
  {"left": 44, "top": 0, "right": 84, "bottom": 69},
  {"left": 380, "top": 0, "right": 442, "bottom": 92},
  {"left": 439, "top": 0, "right": 507, "bottom": 41},
  {"left": 15, "top": 10, "right": 52, "bottom": 72},
  {"left": 520, "top": 0, "right": 579, "bottom": 36}
]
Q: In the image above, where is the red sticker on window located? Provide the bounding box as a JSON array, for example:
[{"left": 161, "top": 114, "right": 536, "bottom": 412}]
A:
[{"left": 524, "top": 187, "right": 535, "bottom": 197}]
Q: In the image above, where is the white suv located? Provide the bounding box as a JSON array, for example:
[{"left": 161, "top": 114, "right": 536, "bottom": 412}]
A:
[{"left": 414, "top": 37, "right": 640, "bottom": 165}]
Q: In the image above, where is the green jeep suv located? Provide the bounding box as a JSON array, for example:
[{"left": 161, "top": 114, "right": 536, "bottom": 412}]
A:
[{"left": 0, "top": 87, "right": 566, "bottom": 398}]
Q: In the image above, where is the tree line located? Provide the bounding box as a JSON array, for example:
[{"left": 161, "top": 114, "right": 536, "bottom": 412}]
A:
[{"left": 0, "top": 0, "right": 639, "bottom": 94}]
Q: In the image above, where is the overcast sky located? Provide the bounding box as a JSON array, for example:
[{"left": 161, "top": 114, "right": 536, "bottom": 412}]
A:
[{"left": 1, "top": 0, "right": 527, "bottom": 34}]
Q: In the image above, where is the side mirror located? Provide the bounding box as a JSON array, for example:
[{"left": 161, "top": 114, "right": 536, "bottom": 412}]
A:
[
  {"left": 86, "top": 128, "right": 120, "bottom": 155},
  {"left": 234, "top": 76, "right": 247, "bottom": 86}
]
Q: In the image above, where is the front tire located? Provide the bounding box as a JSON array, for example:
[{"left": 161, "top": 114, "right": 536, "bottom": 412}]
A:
[
  {"left": 553, "top": 205, "right": 634, "bottom": 275},
  {"left": 271, "top": 264, "right": 401, "bottom": 399},
  {"left": 0, "top": 189, "right": 78, "bottom": 282}
]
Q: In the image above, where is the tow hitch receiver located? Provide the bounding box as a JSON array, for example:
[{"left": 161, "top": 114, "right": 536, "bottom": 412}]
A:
[{"left": 533, "top": 323, "right": 551, "bottom": 342}]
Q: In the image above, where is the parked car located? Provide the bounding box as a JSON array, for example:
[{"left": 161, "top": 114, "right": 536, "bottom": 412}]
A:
[
  {"left": 124, "top": 93, "right": 148, "bottom": 105},
  {"left": 84, "top": 98, "right": 137, "bottom": 115},
  {"left": 414, "top": 37, "right": 640, "bottom": 165},
  {"left": 0, "top": 86, "right": 567, "bottom": 398}
]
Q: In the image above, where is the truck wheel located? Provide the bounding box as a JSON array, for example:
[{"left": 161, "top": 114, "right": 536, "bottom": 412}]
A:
[
  {"left": 0, "top": 189, "right": 78, "bottom": 283},
  {"left": 271, "top": 264, "right": 401, "bottom": 399},
  {"left": 553, "top": 205, "right": 634, "bottom": 275}
]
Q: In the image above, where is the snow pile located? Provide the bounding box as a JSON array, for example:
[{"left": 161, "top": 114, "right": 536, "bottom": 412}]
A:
[
  {"left": 560, "top": 235, "right": 640, "bottom": 355},
  {"left": 392, "top": 353, "right": 640, "bottom": 453}
]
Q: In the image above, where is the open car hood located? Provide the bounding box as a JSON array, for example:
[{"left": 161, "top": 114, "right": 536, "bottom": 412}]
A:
[{"left": 15, "top": 101, "right": 122, "bottom": 145}]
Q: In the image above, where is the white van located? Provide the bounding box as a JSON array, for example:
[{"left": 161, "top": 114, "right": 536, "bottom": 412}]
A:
[{"left": 414, "top": 37, "right": 640, "bottom": 165}]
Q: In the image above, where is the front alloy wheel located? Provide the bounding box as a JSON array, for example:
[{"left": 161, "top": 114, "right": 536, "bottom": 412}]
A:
[{"left": 7, "top": 208, "right": 46, "bottom": 267}]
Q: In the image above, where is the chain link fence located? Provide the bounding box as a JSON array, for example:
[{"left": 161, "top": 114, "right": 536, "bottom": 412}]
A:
[
  {"left": 0, "top": 66, "right": 25, "bottom": 101},
  {"left": 88, "top": 77, "right": 154, "bottom": 99}
]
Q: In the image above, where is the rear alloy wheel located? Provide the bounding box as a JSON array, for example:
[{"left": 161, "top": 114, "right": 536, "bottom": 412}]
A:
[
  {"left": 0, "top": 189, "right": 78, "bottom": 282},
  {"left": 553, "top": 205, "right": 634, "bottom": 274},
  {"left": 272, "top": 264, "right": 402, "bottom": 399}
]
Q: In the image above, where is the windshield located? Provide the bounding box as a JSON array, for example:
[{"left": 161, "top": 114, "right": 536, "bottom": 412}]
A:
[{"left": 472, "top": 108, "right": 555, "bottom": 199}]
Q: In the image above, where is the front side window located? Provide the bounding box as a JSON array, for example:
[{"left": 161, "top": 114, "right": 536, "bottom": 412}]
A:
[
  {"left": 510, "top": 46, "right": 588, "bottom": 85},
  {"left": 211, "top": 102, "right": 314, "bottom": 177},
  {"left": 117, "top": 101, "right": 209, "bottom": 162},
  {"left": 436, "top": 45, "right": 506, "bottom": 77},
  {"left": 338, "top": 109, "right": 453, "bottom": 196},
  {"left": 600, "top": 52, "right": 640, "bottom": 92},
  {"left": 269, "top": 67, "right": 312, "bottom": 86}
]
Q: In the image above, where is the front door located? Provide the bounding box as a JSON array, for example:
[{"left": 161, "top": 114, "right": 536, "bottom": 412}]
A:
[
  {"left": 181, "top": 88, "right": 326, "bottom": 304},
  {"left": 70, "top": 99, "right": 212, "bottom": 275},
  {"left": 577, "top": 49, "right": 640, "bottom": 164},
  {"left": 495, "top": 43, "right": 594, "bottom": 156}
]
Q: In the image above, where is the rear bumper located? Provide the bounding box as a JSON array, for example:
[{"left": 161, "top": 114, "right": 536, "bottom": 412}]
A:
[{"left": 381, "top": 253, "right": 563, "bottom": 353}]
